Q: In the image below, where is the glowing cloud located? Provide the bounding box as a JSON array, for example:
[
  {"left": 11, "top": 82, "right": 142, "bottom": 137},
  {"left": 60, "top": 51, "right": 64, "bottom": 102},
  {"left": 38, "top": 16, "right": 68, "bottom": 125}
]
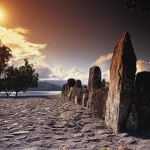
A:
[
  {"left": 0, "top": 26, "right": 46, "bottom": 63},
  {"left": 0, "top": 26, "right": 48, "bottom": 69},
  {"left": 136, "top": 60, "right": 150, "bottom": 73},
  {"left": 92, "top": 53, "right": 113, "bottom": 71}
]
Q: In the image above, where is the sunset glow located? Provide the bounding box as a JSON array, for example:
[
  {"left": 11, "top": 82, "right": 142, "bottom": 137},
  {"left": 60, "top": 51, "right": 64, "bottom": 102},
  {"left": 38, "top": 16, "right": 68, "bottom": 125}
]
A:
[
  {"left": 0, "top": 0, "right": 150, "bottom": 82},
  {"left": 0, "top": 9, "right": 4, "bottom": 20}
]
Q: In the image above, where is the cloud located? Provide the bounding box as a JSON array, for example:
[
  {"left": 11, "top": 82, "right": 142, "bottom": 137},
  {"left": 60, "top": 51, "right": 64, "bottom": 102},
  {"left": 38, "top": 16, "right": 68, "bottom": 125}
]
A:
[
  {"left": 0, "top": 26, "right": 46, "bottom": 63},
  {"left": 65, "top": 67, "right": 88, "bottom": 84},
  {"left": 50, "top": 65, "right": 66, "bottom": 79},
  {"left": 0, "top": 26, "right": 89, "bottom": 84},
  {"left": 0, "top": 26, "right": 50, "bottom": 75},
  {"left": 44, "top": 65, "right": 88, "bottom": 84},
  {"left": 102, "top": 70, "right": 110, "bottom": 82},
  {"left": 92, "top": 53, "right": 113, "bottom": 71},
  {"left": 136, "top": 60, "right": 150, "bottom": 73}
]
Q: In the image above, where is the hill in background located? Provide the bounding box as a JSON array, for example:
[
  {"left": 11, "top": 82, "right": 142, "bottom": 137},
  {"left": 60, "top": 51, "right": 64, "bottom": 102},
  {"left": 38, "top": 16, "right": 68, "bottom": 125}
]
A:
[
  {"left": 41, "top": 80, "right": 67, "bottom": 87},
  {"left": 28, "top": 81, "right": 62, "bottom": 91}
]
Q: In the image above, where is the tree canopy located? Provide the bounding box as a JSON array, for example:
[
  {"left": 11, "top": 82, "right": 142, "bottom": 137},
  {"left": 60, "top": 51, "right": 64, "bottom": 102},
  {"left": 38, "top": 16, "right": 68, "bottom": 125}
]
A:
[
  {"left": 0, "top": 45, "right": 13, "bottom": 75},
  {"left": 2, "top": 59, "right": 39, "bottom": 96}
]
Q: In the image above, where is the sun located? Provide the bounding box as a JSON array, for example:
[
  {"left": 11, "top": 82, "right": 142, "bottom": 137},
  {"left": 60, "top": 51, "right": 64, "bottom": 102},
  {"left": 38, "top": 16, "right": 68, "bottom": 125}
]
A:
[{"left": 0, "top": 9, "right": 4, "bottom": 20}]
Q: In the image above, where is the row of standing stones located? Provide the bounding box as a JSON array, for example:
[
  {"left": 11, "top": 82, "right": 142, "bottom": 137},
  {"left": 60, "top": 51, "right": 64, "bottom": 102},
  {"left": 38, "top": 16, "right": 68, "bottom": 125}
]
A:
[{"left": 62, "top": 32, "right": 150, "bottom": 133}]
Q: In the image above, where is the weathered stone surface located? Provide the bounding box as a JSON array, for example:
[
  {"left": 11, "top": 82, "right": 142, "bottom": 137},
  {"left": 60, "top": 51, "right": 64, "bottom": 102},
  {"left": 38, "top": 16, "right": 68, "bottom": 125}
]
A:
[
  {"left": 76, "top": 80, "right": 82, "bottom": 88},
  {"left": 62, "top": 83, "right": 69, "bottom": 95},
  {"left": 134, "top": 71, "right": 150, "bottom": 131},
  {"left": 82, "top": 93, "right": 89, "bottom": 107},
  {"left": 68, "top": 79, "right": 83, "bottom": 103},
  {"left": 126, "top": 104, "right": 139, "bottom": 132},
  {"left": 88, "top": 66, "right": 101, "bottom": 92},
  {"left": 87, "top": 89, "right": 96, "bottom": 111},
  {"left": 105, "top": 32, "right": 136, "bottom": 132},
  {"left": 101, "top": 79, "right": 105, "bottom": 88},
  {"left": 92, "top": 87, "right": 108, "bottom": 119},
  {"left": 67, "top": 78, "right": 76, "bottom": 88},
  {"left": 82, "top": 87, "right": 89, "bottom": 107},
  {"left": 87, "top": 66, "right": 101, "bottom": 112}
]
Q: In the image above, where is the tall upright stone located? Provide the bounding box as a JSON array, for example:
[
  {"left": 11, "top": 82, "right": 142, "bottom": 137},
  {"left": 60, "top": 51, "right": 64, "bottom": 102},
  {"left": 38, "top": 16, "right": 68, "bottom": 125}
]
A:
[
  {"left": 67, "top": 78, "right": 76, "bottom": 88},
  {"left": 105, "top": 32, "right": 136, "bottom": 132},
  {"left": 87, "top": 66, "right": 101, "bottom": 111},
  {"left": 88, "top": 66, "right": 101, "bottom": 92},
  {"left": 134, "top": 71, "right": 150, "bottom": 130}
]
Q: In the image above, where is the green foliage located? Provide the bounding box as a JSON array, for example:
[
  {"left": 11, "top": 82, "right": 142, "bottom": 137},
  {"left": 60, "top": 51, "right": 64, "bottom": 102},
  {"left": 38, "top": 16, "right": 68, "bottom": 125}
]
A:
[
  {"left": 3, "top": 59, "right": 39, "bottom": 96},
  {"left": 61, "top": 91, "right": 69, "bottom": 96},
  {"left": 0, "top": 45, "right": 13, "bottom": 75}
]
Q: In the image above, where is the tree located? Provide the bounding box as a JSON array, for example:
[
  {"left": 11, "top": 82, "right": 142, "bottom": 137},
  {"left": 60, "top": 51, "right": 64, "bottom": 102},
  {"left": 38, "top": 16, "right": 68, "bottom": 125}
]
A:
[
  {"left": 0, "top": 45, "right": 13, "bottom": 76},
  {"left": 125, "top": 0, "right": 150, "bottom": 13},
  {"left": 4, "top": 59, "right": 39, "bottom": 96},
  {"left": 0, "top": 77, "right": 13, "bottom": 96}
]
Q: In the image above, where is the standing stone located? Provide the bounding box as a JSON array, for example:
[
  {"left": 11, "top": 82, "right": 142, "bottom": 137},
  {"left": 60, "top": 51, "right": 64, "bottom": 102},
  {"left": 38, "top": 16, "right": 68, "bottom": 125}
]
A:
[
  {"left": 61, "top": 83, "right": 69, "bottom": 96},
  {"left": 105, "top": 32, "right": 136, "bottom": 132},
  {"left": 126, "top": 104, "right": 139, "bottom": 132},
  {"left": 67, "top": 78, "right": 76, "bottom": 88},
  {"left": 76, "top": 80, "right": 82, "bottom": 88},
  {"left": 74, "top": 80, "right": 83, "bottom": 105},
  {"left": 67, "top": 78, "right": 76, "bottom": 101},
  {"left": 134, "top": 71, "right": 150, "bottom": 130},
  {"left": 92, "top": 87, "right": 109, "bottom": 119},
  {"left": 87, "top": 66, "right": 101, "bottom": 111},
  {"left": 82, "top": 87, "right": 89, "bottom": 107},
  {"left": 88, "top": 66, "right": 101, "bottom": 92}
]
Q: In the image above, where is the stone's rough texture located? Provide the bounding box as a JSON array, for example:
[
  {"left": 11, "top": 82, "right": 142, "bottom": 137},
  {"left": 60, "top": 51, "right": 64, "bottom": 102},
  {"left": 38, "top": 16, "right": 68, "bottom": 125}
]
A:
[
  {"left": 105, "top": 82, "right": 109, "bottom": 88},
  {"left": 68, "top": 87, "right": 73, "bottom": 101},
  {"left": 88, "top": 66, "right": 101, "bottom": 92},
  {"left": 62, "top": 83, "right": 69, "bottom": 95},
  {"left": 135, "top": 72, "right": 150, "bottom": 96},
  {"left": 92, "top": 87, "right": 109, "bottom": 119},
  {"left": 82, "top": 87, "right": 89, "bottom": 107},
  {"left": 101, "top": 79, "right": 105, "bottom": 88},
  {"left": 105, "top": 32, "right": 136, "bottom": 132},
  {"left": 126, "top": 104, "right": 139, "bottom": 131},
  {"left": 74, "top": 88, "right": 83, "bottom": 105},
  {"left": 69, "top": 80, "right": 83, "bottom": 103},
  {"left": 87, "top": 66, "right": 102, "bottom": 112},
  {"left": 67, "top": 78, "right": 76, "bottom": 88},
  {"left": 134, "top": 71, "right": 150, "bottom": 131},
  {"left": 87, "top": 89, "right": 96, "bottom": 111},
  {"left": 76, "top": 80, "right": 82, "bottom": 88}
]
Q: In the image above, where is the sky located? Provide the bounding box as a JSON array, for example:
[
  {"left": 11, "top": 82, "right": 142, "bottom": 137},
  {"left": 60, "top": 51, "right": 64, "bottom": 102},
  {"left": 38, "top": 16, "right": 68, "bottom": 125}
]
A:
[{"left": 0, "top": 0, "right": 150, "bottom": 84}]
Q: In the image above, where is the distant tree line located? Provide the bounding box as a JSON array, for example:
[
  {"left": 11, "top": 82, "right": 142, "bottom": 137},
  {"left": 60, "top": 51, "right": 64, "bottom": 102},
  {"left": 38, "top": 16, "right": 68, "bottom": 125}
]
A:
[
  {"left": 0, "top": 45, "right": 39, "bottom": 96},
  {"left": 125, "top": 0, "right": 150, "bottom": 14}
]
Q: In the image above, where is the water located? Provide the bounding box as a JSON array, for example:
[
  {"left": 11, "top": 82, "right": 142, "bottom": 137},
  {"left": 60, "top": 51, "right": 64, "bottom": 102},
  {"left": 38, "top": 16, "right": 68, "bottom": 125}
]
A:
[{"left": 0, "top": 91, "right": 61, "bottom": 97}]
